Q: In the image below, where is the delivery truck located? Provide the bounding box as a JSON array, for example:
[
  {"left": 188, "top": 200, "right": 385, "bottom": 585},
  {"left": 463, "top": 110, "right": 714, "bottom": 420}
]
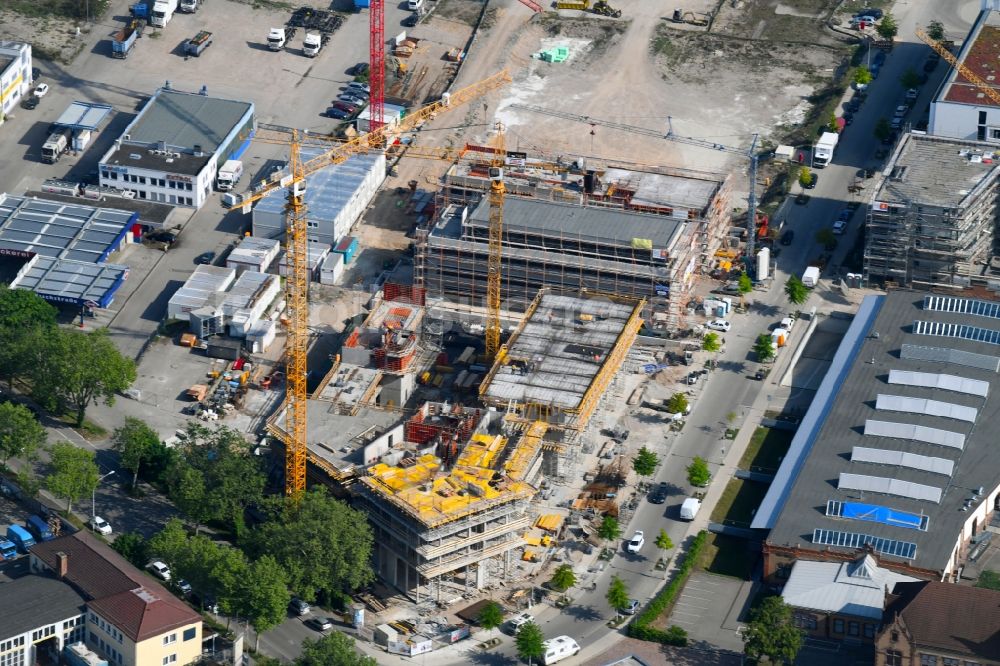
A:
[
  {"left": 680, "top": 497, "right": 702, "bottom": 521},
  {"left": 802, "top": 265, "right": 820, "bottom": 288},
  {"left": 216, "top": 159, "right": 243, "bottom": 190},
  {"left": 813, "top": 131, "right": 839, "bottom": 168},
  {"left": 150, "top": 0, "right": 178, "bottom": 27},
  {"left": 6, "top": 524, "right": 35, "bottom": 553},
  {"left": 41, "top": 127, "right": 73, "bottom": 164}
]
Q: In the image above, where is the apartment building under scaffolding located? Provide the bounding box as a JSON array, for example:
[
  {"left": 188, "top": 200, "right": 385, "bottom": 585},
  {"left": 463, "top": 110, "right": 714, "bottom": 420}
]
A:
[
  {"left": 864, "top": 133, "right": 1000, "bottom": 289},
  {"left": 417, "top": 156, "right": 731, "bottom": 331}
]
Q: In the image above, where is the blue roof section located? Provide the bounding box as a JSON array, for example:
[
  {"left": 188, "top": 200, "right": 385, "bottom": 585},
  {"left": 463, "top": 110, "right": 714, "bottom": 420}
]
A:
[
  {"left": 833, "top": 500, "right": 930, "bottom": 531},
  {"left": 752, "top": 295, "right": 885, "bottom": 529}
]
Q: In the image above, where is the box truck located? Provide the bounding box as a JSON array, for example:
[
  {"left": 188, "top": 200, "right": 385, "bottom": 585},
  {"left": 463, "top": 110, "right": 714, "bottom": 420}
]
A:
[
  {"left": 216, "top": 159, "right": 243, "bottom": 191},
  {"left": 111, "top": 23, "right": 141, "bottom": 58},
  {"left": 6, "top": 524, "right": 35, "bottom": 553},
  {"left": 813, "top": 132, "right": 839, "bottom": 168},
  {"left": 150, "top": 0, "right": 178, "bottom": 27},
  {"left": 680, "top": 497, "right": 702, "bottom": 521},
  {"left": 802, "top": 266, "right": 820, "bottom": 288},
  {"left": 26, "top": 514, "right": 54, "bottom": 541}
]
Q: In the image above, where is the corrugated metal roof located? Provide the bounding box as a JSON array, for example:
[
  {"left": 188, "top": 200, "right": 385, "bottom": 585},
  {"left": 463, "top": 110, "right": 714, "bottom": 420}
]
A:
[
  {"left": 782, "top": 555, "right": 918, "bottom": 620},
  {"left": 53, "top": 101, "right": 113, "bottom": 131},
  {"left": 124, "top": 89, "right": 252, "bottom": 151}
]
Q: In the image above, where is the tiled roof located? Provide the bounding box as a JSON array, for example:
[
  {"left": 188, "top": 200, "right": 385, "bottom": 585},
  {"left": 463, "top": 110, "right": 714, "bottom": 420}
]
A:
[
  {"left": 886, "top": 581, "right": 1000, "bottom": 659},
  {"left": 30, "top": 531, "right": 200, "bottom": 642}
]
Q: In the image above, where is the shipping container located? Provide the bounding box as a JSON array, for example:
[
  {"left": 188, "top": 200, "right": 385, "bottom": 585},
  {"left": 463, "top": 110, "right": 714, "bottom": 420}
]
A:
[
  {"left": 334, "top": 236, "right": 359, "bottom": 263},
  {"left": 319, "top": 251, "right": 345, "bottom": 285}
]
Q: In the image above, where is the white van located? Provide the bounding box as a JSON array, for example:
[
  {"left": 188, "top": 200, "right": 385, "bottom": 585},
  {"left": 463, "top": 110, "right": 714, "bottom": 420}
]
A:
[
  {"left": 407, "top": 0, "right": 424, "bottom": 10},
  {"left": 541, "top": 636, "right": 580, "bottom": 665}
]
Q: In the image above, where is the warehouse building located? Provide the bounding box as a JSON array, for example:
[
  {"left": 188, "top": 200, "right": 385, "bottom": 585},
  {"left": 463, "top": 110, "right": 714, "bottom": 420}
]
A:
[
  {"left": 0, "top": 194, "right": 134, "bottom": 308},
  {"left": 252, "top": 150, "right": 384, "bottom": 246},
  {"left": 0, "top": 41, "right": 33, "bottom": 122},
  {"left": 98, "top": 87, "right": 255, "bottom": 208},
  {"left": 864, "top": 133, "right": 1000, "bottom": 289},
  {"left": 754, "top": 291, "right": 1000, "bottom": 583},
  {"left": 417, "top": 166, "right": 730, "bottom": 330}
]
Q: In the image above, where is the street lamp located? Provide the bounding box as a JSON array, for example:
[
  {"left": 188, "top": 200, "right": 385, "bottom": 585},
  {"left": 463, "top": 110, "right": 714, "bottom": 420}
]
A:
[{"left": 92, "top": 470, "right": 115, "bottom": 522}]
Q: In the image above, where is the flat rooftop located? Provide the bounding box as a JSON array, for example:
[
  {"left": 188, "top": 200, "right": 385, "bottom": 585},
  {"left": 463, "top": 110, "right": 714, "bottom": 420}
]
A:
[
  {"left": 875, "top": 134, "right": 1000, "bottom": 208},
  {"left": 757, "top": 291, "right": 1000, "bottom": 573},
  {"left": 102, "top": 146, "right": 211, "bottom": 177},
  {"left": 314, "top": 363, "right": 382, "bottom": 411},
  {"left": 603, "top": 167, "right": 720, "bottom": 213},
  {"left": 123, "top": 89, "right": 252, "bottom": 152},
  {"left": 940, "top": 11, "right": 1000, "bottom": 108},
  {"left": 294, "top": 401, "right": 402, "bottom": 475},
  {"left": 446, "top": 197, "right": 685, "bottom": 250},
  {"left": 53, "top": 101, "right": 113, "bottom": 131},
  {"left": 481, "top": 289, "right": 644, "bottom": 415},
  {"left": 26, "top": 188, "right": 176, "bottom": 227},
  {"left": 10, "top": 255, "right": 128, "bottom": 307},
  {"left": 0, "top": 193, "right": 135, "bottom": 263}
]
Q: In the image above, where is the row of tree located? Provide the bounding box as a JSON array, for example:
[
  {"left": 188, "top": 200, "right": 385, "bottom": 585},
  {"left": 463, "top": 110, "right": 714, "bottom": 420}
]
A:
[{"left": 0, "top": 286, "right": 136, "bottom": 426}]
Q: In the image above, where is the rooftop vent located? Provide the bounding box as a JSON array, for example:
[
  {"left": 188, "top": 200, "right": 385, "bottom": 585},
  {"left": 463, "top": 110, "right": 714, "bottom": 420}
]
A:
[{"left": 129, "top": 153, "right": 142, "bottom": 160}]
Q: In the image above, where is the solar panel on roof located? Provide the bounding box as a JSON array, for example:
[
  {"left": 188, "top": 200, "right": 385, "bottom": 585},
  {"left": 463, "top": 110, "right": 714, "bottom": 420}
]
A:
[
  {"left": 900, "top": 344, "right": 1000, "bottom": 372},
  {"left": 813, "top": 528, "right": 917, "bottom": 559},
  {"left": 864, "top": 419, "right": 965, "bottom": 449},
  {"left": 850, "top": 446, "right": 954, "bottom": 476},
  {"left": 887, "top": 369, "right": 989, "bottom": 397},
  {"left": 875, "top": 394, "right": 978, "bottom": 423},
  {"left": 923, "top": 295, "right": 1000, "bottom": 319},
  {"left": 826, "top": 500, "right": 930, "bottom": 531},
  {"left": 914, "top": 320, "right": 1000, "bottom": 345},
  {"left": 838, "top": 472, "right": 942, "bottom": 503}
]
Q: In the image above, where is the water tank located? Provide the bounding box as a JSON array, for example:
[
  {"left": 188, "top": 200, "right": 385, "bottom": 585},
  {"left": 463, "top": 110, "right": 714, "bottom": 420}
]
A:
[{"left": 757, "top": 247, "right": 770, "bottom": 281}]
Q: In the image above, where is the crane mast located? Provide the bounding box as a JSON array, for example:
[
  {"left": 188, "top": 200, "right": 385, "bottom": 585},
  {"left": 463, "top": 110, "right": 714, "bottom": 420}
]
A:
[{"left": 486, "top": 123, "right": 506, "bottom": 359}]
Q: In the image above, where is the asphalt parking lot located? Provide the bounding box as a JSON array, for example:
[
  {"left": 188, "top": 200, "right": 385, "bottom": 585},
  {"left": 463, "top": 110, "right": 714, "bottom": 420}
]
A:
[{"left": 668, "top": 572, "right": 749, "bottom": 652}]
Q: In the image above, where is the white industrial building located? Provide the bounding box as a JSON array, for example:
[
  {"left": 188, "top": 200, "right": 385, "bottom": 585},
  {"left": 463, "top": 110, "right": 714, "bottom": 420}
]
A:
[
  {"left": 252, "top": 149, "right": 384, "bottom": 246},
  {"left": 223, "top": 271, "right": 281, "bottom": 337},
  {"left": 98, "top": 87, "right": 255, "bottom": 208},
  {"left": 277, "top": 245, "right": 330, "bottom": 281},
  {"left": 930, "top": 6, "right": 1000, "bottom": 141},
  {"left": 226, "top": 236, "right": 280, "bottom": 273},
  {"left": 320, "top": 252, "right": 345, "bottom": 284},
  {"left": 0, "top": 41, "right": 33, "bottom": 123},
  {"left": 356, "top": 104, "right": 405, "bottom": 134},
  {"left": 167, "top": 265, "right": 236, "bottom": 321}
]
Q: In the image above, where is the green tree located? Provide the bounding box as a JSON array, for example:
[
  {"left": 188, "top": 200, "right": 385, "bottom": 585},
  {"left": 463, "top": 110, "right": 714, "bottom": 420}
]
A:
[
  {"left": 737, "top": 271, "right": 753, "bottom": 308},
  {"left": 550, "top": 564, "right": 577, "bottom": 592},
  {"left": 754, "top": 333, "right": 776, "bottom": 362},
  {"left": 46, "top": 442, "right": 99, "bottom": 513},
  {"left": 687, "top": 456, "right": 711, "bottom": 487},
  {"left": 742, "top": 596, "right": 804, "bottom": 665},
  {"left": 632, "top": 446, "right": 659, "bottom": 477},
  {"left": 0, "top": 402, "right": 45, "bottom": 467},
  {"left": 797, "top": 166, "right": 812, "bottom": 188},
  {"left": 34, "top": 328, "right": 136, "bottom": 426},
  {"left": 827, "top": 111, "right": 839, "bottom": 133},
  {"left": 900, "top": 68, "right": 921, "bottom": 90},
  {"left": 874, "top": 117, "right": 892, "bottom": 142},
  {"left": 606, "top": 575, "right": 630, "bottom": 617},
  {"left": 927, "top": 20, "right": 945, "bottom": 41},
  {"left": 246, "top": 488, "right": 374, "bottom": 603},
  {"left": 210, "top": 546, "right": 251, "bottom": 620},
  {"left": 147, "top": 518, "right": 190, "bottom": 568},
  {"left": 785, "top": 275, "right": 809, "bottom": 306},
  {"left": 239, "top": 555, "right": 290, "bottom": 650},
  {"left": 0, "top": 285, "right": 57, "bottom": 389},
  {"left": 665, "top": 392, "right": 689, "bottom": 415},
  {"left": 169, "top": 465, "right": 211, "bottom": 532},
  {"left": 815, "top": 227, "right": 837, "bottom": 249},
  {"left": 702, "top": 331, "right": 721, "bottom": 353},
  {"left": 295, "top": 632, "right": 377, "bottom": 666},
  {"left": 477, "top": 601, "right": 504, "bottom": 638},
  {"left": 16, "top": 468, "right": 41, "bottom": 499},
  {"left": 515, "top": 621, "right": 545, "bottom": 666},
  {"left": 877, "top": 11, "right": 898, "bottom": 40},
  {"left": 665, "top": 625, "right": 689, "bottom": 646},
  {"left": 111, "top": 418, "right": 159, "bottom": 489},
  {"left": 853, "top": 66, "right": 872, "bottom": 87},
  {"left": 111, "top": 532, "right": 150, "bottom": 568},
  {"left": 655, "top": 528, "right": 674, "bottom": 554},
  {"left": 597, "top": 514, "right": 621, "bottom": 543}
]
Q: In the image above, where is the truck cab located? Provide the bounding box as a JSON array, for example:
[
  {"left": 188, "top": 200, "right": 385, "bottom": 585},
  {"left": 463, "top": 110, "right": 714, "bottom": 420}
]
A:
[
  {"left": 6, "top": 524, "right": 35, "bottom": 553},
  {"left": 0, "top": 538, "right": 17, "bottom": 560},
  {"left": 267, "top": 27, "right": 286, "bottom": 50},
  {"left": 215, "top": 159, "right": 243, "bottom": 191},
  {"left": 151, "top": 0, "right": 177, "bottom": 27},
  {"left": 303, "top": 33, "right": 322, "bottom": 57}
]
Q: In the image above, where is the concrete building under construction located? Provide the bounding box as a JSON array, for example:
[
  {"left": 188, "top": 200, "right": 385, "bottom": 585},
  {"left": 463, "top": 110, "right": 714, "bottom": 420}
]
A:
[
  {"left": 864, "top": 133, "right": 1000, "bottom": 289},
  {"left": 416, "top": 157, "right": 731, "bottom": 331}
]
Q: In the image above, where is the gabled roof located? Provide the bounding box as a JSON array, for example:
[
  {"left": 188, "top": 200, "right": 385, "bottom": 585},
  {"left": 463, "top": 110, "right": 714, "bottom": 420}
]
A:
[
  {"left": 30, "top": 531, "right": 200, "bottom": 642},
  {"left": 886, "top": 580, "right": 1000, "bottom": 659},
  {"left": 782, "top": 554, "right": 918, "bottom": 620}
]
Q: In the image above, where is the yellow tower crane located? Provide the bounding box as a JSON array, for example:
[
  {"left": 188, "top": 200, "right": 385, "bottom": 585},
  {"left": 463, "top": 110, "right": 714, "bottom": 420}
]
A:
[
  {"left": 230, "top": 70, "right": 512, "bottom": 497},
  {"left": 485, "top": 122, "right": 506, "bottom": 359},
  {"left": 915, "top": 29, "right": 1000, "bottom": 105}
]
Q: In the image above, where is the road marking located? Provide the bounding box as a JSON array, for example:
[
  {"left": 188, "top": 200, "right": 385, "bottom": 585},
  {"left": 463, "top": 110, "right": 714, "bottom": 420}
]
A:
[{"left": 52, "top": 427, "right": 97, "bottom": 451}]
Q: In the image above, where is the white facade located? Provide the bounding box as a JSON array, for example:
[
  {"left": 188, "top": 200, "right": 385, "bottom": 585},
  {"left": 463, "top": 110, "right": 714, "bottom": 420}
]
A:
[
  {"left": 224, "top": 271, "right": 281, "bottom": 336},
  {"left": 226, "top": 236, "right": 280, "bottom": 273},
  {"left": 0, "top": 612, "right": 86, "bottom": 666},
  {"left": 0, "top": 41, "right": 32, "bottom": 123},
  {"left": 278, "top": 245, "right": 330, "bottom": 281},
  {"left": 167, "top": 265, "right": 236, "bottom": 320},
  {"left": 319, "top": 251, "right": 345, "bottom": 285},
  {"left": 356, "top": 104, "right": 405, "bottom": 134},
  {"left": 246, "top": 318, "right": 277, "bottom": 353}
]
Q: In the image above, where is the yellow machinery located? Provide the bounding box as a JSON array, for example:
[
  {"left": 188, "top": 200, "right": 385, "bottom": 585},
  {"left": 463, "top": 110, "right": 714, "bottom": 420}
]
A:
[
  {"left": 485, "top": 123, "right": 506, "bottom": 359},
  {"left": 915, "top": 29, "right": 1000, "bottom": 105},
  {"left": 231, "top": 70, "right": 511, "bottom": 497}
]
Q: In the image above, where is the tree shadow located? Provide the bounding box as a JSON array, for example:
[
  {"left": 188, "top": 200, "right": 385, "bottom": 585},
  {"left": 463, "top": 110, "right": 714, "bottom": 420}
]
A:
[
  {"left": 717, "top": 360, "right": 746, "bottom": 374},
  {"left": 465, "top": 650, "right": 519, "bottom": 665},
  {"left": 562, "top": 603, "right": 603, "bottom": 622}
]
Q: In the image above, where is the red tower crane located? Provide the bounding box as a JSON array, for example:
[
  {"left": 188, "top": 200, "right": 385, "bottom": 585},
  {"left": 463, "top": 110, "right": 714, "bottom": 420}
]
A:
[{"left": 370, "top": 0, "right": 385, "bottom": 131}]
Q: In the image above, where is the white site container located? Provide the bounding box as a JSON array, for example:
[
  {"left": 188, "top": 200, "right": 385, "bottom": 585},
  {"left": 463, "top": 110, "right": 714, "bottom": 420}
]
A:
[
  {"left": 320, "top": 251, "right": 345, "bottom": 285},
  {"left": 227, "top": 236, "right": 280, "bottom": 274}
]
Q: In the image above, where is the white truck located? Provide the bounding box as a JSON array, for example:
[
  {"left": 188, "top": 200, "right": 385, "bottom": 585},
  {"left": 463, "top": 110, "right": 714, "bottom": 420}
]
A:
[
  {"left": 802, "top": 265, "right": 820, "bottom": 288},
  {"left": 215, "top": 159, "right": 244, "bottom": 191},
  {"left": 303, "top": 32, "right": 323, "bottom": 57},
  {"left": 151, "top": 0, "right": 178, "bottom": 27},
  {"left": 680, "top": 497, "right": 702, "bottom": 521},
  {"left": 813, "top": 131, "right": 839, "bottom": 168},
  {"left": 41, "top": 128, "right": 73, "bottom": 164},
  {"left": 267, "top": 27, "right": 287, "bottom": 51}
]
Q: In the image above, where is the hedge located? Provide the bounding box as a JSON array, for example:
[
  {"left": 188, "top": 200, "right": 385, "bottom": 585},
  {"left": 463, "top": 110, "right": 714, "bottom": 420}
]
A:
[{"left": 625, "top": 530, "right": 709, "bottom": 646}]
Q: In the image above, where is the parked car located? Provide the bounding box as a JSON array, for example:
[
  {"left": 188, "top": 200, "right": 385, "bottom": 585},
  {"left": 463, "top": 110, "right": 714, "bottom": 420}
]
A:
[
  {"left": 856, "top": 7, "right": 884, "bottom": 19},
  {"left": 803, "top": 172, "right": 818, "bottom": 190},
  {"left": 706, "top": 319, "right": 731, "bottom": 332},
  {"left": 20, "top": 96, "right": 39, "bottom": 110},
  {"left": 326, "top": 107, "right": 350, "bottom": 120},
  {"left": 845, "top": 98, "right": 861, "bottom": 113},
  {"left": 402, "top": 12, "right": 419, "bottom": 26},
  {"left": 305, "top": 617, "right": 334, "bottom": 632},
  {"left": 837, "top": 209, "right": 852, "bottom": 222},
  {"left": 176, "top": 579, "right": 193, "bottom": 596},
  {"left": 649, "top": 482, "right": 669, "bottom": 504},
  {"left": 905, "top": 87, "right": 919, "bottom": 102},
  {"left": 195, "top": 251, "right": 215, "bottom": 265},
  {"left": 873, "top": 50, "right": 887, "bottom": 67},
  {"left": 89, "top": 516, "right": 112, "bottom": 535},
  {"left": 331, "top": 101, "right": 359, "bottom": 114},
  {"left": 290, "top": 598, "right": 311, "bottom": 616},
  {"left": 620, "top": 599, "right": 641, "bottom": 615},
  {"left": 346, "top": 82, "right": 371, "bottom": 93},
  {"left": 349, "top": 62, "right": 369, "bottom": 76},
  {"left": 842, "top": 111, "right": 854, "bottom": 125},
  {"left": 833, "top": 220, "right": 847, "bottom": 235},
  {"left": 337, "top": 93, "right": 365, "bottom": 105},
  {"left": 626, "top": 530, "right": 645, "bottom": 553},
  {"left": 147, "top": 560, "right": 171, "bottom": 581},
  {"left": 146, "top": 230, "right": 176, "bottom": 244},
  {"left": 506, "top": 612, "right": 534, "bottom": 635},
  {"left": 780, "top": 230, "right": 795, "bottom": 246},
  {"left": 33, "top": 83, "right": 49, "bottom": 98}
]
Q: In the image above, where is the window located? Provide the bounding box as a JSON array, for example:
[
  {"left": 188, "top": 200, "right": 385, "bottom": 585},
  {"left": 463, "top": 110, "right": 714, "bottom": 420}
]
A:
[
  {"left": 792, "top": 612, "right": 817, "bottom": 630},
  {"left": 848, "top": 621, "right": 860, "bottom": 636},
  {"left": 891, "top": 631, "right": 899, "bottom": 642},
  {"left": 833, "top": 619, "right": 845, "bottom": 634},
  {"left": 164, "top": 633, "right": 176, "bottom": 645},
  {"left": 162, "top": 655, "right": 177, "bottom": 665},
  {"left": 183, "top": 628, "right": 196, "bottom": 641},
  {"left": 886, "top": 650, "right": 903, "bottom": 666},
  {"left": 980, "top": 111, "right": 988, "bottom": 124},
  {"left": 864, "top": 623, "right": 875, "bottom": 639},
  {"left": 943, "top": 659, "right": 960, "bottom": 666},
  {"left": 991, "top": 129, "right": 1000, "bottom": 140},
  {"left": 920, "top": 655, "right": 939, "bottom": 666}
]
